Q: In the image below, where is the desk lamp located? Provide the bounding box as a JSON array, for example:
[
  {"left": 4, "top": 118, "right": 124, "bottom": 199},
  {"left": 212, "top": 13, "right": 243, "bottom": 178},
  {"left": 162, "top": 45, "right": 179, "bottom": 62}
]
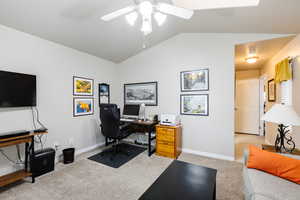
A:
[{"left": 262, "top": 104, "right": 300, "bottom": 153}]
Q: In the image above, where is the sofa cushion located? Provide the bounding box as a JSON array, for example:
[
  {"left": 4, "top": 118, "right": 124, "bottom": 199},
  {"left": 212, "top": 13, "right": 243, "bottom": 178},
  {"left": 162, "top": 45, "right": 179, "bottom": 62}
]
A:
[
  {"left": 247, "top": 145, "right": 300, "bottom": 184},
  {"left": 243, "top": 166, "right": 300, "bottom": 200}
]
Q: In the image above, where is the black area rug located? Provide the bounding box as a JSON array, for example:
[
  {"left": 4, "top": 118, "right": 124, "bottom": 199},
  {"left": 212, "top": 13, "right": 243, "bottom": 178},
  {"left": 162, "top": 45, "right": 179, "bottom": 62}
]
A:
[{"left": 88, "top": 143, "right": 146, "bottom": 168}]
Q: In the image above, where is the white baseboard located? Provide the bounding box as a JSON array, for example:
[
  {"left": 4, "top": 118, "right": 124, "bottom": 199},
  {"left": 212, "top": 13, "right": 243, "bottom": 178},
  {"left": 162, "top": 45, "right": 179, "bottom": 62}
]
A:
[
  {"left": 75, "top": 142, "right": 106, "bottom": 157},
  {"left": 182, "top": 148, "right": 234, "bottom": 161}
]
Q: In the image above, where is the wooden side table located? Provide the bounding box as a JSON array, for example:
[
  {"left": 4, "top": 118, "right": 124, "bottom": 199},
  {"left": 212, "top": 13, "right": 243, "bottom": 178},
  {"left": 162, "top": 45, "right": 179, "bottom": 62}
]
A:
[
  {"left": 262, "top": 144, "right": 300, "bottom": 156},
  {"left": 0, "top": 131, "right": 48, "bottom": 187}
]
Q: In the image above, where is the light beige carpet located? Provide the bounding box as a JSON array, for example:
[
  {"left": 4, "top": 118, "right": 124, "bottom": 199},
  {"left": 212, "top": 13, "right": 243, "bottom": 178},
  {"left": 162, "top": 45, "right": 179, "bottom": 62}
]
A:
[{"left": 0, "top": 149, "right": 244, "bottom": 200}]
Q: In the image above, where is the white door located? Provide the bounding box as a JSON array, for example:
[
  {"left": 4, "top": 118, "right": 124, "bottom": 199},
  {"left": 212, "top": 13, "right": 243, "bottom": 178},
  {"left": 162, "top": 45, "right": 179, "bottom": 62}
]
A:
[{"left": 235, "top": 78, "right": 260, "bottom": 135}]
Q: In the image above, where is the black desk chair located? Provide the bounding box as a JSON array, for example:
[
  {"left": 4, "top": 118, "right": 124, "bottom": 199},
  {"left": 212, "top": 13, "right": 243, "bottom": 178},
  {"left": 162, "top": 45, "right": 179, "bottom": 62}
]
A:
[{"left": 100, "top": 104, "right": 132, "bottom": 160}]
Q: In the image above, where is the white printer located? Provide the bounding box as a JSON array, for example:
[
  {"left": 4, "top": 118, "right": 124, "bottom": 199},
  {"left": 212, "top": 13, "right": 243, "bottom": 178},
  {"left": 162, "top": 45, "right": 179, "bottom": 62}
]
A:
[{"left": 160, "top": 114, "right": 180, "bottom": 126}]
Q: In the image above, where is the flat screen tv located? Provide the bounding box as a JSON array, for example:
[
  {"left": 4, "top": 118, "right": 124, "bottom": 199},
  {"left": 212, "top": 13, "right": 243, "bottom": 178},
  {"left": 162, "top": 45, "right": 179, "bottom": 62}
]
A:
[{"left": 0, "top": 70, "right": 36, "bottom": 107}]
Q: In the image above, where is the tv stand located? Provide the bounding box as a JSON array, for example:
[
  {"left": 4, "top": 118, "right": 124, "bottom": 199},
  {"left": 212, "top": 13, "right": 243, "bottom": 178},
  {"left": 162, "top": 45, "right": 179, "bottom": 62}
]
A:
[{"left": 0, "top": 131, "right": 48, "bottom": 187}]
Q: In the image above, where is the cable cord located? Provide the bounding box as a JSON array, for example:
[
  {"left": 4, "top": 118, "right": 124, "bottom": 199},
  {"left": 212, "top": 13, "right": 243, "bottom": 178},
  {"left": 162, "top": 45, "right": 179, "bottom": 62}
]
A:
[
  {"left": 31, "top": 107, "right": 37, "bottom": 130},
  {"left": 34, "top": 107, "right": 46, "bottom": 129},
  {"left": 31, "top": 107, "right": 47, "bottom": 149},
  {"left": 16, "top": 144, "right": 23, "bottom": 163},
  {"left": 0, "top": 149, "right": 18, "bottom": 164}
]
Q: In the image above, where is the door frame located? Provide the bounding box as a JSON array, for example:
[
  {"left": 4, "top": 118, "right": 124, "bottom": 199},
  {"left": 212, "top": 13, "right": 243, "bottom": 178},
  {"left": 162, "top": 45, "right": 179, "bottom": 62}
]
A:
[{"left": 259, "top": 75, "right": 267, "bottom": 136}]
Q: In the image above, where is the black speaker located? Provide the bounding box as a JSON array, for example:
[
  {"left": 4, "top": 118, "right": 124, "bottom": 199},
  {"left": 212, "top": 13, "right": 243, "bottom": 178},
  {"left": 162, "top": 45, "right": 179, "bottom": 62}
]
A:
[{"left": 31, "top": 148, "right": 55, "bottom": 178}]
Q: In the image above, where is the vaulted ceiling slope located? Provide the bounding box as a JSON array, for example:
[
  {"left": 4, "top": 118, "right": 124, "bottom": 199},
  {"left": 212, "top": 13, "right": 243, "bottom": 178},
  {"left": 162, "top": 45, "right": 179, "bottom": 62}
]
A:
[{"left": 0, "top": 0, "right": 299, "bottom": 63}]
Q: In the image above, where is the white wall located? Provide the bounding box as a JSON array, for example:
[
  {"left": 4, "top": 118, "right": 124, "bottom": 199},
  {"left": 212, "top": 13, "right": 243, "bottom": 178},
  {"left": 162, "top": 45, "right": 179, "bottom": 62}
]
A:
[
  {"left": 0, "top": 26, "right": 288, "bottom": 176},
  {"left": 261, "top": 35, "right": 300, "bottom": 148},
  {"left": 0, "top": 25, "right": 117, "bottom": 175},
  {"left": 117, "top": 33, "right": 286, "bottom": 160}
]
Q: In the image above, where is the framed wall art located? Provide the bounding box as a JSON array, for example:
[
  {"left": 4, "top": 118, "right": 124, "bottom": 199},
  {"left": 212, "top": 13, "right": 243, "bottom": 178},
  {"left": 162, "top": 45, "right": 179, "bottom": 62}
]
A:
[
  {"left": 73, "top": 98, "right": 94, "bottom": 117},
  {"left": 181, "top": 69, "right": 209, "bottom": 92},
  {"left": 99, "top": 83, "right": 110, "bottom": 105},
  {"left": 124, "top": 82, "right": 158, "bottom": 106},
  {"left": 180, "top": 94, "right": 209, "bottom": 116},
  {"left": 268, "top": 79, "right": 276, "bottom": 102},
  {"left": 73, "top": 76, "right": 94, "bottom": 96}
]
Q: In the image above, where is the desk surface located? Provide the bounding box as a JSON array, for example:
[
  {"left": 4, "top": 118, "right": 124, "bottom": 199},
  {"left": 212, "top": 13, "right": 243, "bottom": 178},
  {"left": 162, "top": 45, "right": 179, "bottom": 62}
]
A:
[
  {"left": 139, "top": 160, "right": 217, "bottom": 200},
  {"left": 0, "top": 132, "right": 48, "bottom": 143},
  {"left": 120, "top": 119, "right": 157, "bottom": 126}
]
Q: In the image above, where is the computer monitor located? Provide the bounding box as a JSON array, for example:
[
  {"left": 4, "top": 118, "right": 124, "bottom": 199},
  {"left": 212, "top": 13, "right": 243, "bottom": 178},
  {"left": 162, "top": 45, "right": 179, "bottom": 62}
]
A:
[{"left": 123, "top": 104, "right": 140, "bottom": 118}]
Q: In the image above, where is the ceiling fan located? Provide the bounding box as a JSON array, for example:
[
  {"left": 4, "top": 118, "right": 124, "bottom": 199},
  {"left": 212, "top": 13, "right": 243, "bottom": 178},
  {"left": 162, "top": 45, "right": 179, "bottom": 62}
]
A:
[
  {"left": 101, "top": 0, "right": 260, "bottom": 36},
  {"left": 101, "top": 0, "right": 194, "bottom": 35}
]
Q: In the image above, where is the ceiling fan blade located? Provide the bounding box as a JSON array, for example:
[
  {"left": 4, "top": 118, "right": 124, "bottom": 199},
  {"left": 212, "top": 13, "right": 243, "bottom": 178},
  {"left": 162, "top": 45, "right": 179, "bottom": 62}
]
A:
[
  {"left": 156, "top": 3, "right": 194, "bottom": 20},
  {"left": 172, "top": 0, "right": 260, "bottom": 10},
  {"left": 101, "top": 6, "right": 136, "bottom": 21}
]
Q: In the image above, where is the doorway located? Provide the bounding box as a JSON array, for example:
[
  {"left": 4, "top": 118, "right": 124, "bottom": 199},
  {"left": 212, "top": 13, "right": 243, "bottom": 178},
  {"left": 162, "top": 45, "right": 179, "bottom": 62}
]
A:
[{"left": 233, "top": 36, "right": 295, "bottom": 161}]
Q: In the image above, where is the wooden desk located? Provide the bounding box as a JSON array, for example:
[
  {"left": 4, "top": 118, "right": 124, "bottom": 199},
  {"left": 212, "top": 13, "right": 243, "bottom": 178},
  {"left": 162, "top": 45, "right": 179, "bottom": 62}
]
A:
[
  {"left": 0, "top": 132, "right": 47, "bottom": 187},
  {"left": 262, "top": 144, "right": 300, "bottom": 155},
  {"left": 112, "top": 119, "right": 158, "bottom": 157}
]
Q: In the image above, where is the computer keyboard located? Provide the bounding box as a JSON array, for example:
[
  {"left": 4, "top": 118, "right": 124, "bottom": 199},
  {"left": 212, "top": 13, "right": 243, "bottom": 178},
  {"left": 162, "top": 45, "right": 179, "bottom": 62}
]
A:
[{"left": 120, "top": 118, "right": 135, "bottom": 122}]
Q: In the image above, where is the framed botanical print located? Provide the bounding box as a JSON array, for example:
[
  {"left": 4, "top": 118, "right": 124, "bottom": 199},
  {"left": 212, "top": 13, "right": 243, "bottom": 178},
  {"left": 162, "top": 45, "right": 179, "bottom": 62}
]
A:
[
  {"left": 268, "top": 79, "right": 276, "bottom": 102},
  {"left": 124, "top": 82, "right": 158, "bottom": 106},
  {"left": 180, "top": 94, "right": 209, "bottom": 116},
  {"left": 181, "top": 69, "right": 209, "bottom": 92},
  {"left": 73, "top": 76, "right": 94, "bottom": 96},
  {"left": 73, "top": 98, "right": 94, "bottom": 117}
]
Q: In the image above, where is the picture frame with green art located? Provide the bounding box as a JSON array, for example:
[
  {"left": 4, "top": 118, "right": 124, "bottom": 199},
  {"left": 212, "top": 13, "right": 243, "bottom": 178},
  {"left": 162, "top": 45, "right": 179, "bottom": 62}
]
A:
[{"left": 180, "top": 94, "right": 209, "bottom": 116}]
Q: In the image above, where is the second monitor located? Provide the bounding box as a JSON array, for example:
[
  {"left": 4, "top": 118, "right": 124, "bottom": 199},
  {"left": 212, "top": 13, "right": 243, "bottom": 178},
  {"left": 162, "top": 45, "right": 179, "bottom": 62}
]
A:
[{"left": 123, "top": 104, "right": 140, "bottom": 119}]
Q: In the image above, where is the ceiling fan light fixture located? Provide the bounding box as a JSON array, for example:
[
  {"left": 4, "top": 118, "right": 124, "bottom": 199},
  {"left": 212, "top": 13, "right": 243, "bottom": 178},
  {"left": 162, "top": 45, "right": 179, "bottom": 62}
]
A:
[
  {"left": 126, "top": 12, "right": 138, "bottom": 26},
  {"left": 141, "top": 18, "right": 152, "bottom": 35},
  {"left": 139, "top": 1, "right": 153, "bottom": 17},
  {"left": 246, "top": 56, "right": 259, "bottom": 64},
  {"left": 154, "top": 12, "right": 167, "bottom": 26}
]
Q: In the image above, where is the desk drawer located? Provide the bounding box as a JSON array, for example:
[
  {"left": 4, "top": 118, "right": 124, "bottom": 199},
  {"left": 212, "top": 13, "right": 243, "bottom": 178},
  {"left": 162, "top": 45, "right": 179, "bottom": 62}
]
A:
[
  {"left": 157, "top": 133, "right": 175, "bottom": 142},
  {"left": 157, "top": 127, "right": 175, "bottom": 135},
  {"left": 157, "top": 141, "right": 175, "bottom": 154}
]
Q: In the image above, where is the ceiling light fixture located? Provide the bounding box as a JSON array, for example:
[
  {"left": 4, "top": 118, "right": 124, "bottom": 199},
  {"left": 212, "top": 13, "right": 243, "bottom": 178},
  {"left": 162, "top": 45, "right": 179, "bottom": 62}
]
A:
[
  {"left": 154, "top": 12, "right": 167, "bottom": 26},
  {"left": 246, "top": 56, "right": 259, "bottom": 64},
  {"left": 246, "top": 46, "right": 259, "bottom": 64},
  {"left": 141, "top": 17, "right": 152, "bottom": 35},
  {"left": 125, "top": 12, "right": 138, "bottom": 26},
  {"left": 139, "top": 1, "right": 153, "bottom": 17},
  {"left": 101, "top": 1, "right": 194, "bottom": 36}
]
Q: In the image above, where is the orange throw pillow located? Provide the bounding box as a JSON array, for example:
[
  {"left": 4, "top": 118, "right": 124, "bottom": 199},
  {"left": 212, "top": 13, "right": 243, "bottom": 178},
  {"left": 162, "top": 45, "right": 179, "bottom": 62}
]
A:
[{"left": 247, "top": 145, "right": 300, "bottom": 184}]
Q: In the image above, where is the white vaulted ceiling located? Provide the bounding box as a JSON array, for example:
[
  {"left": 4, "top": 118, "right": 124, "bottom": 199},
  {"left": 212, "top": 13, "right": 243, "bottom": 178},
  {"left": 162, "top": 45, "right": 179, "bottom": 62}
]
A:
[{"left": 0, "top": 0, "right": 299, "bottom": 63}]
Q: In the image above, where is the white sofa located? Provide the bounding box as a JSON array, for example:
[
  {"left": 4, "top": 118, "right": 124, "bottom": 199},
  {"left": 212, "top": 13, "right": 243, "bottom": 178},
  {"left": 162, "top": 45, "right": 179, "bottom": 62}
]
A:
[{"left": 243, "top": 151, "right": 300, "bottom": 200}]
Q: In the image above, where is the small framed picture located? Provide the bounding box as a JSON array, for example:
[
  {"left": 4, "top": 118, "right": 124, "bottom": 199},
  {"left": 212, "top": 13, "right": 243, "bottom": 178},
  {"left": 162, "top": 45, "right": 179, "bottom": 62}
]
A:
[
  {"left": 268, "top": 79, "right": 276, "bottom": 102},
  {"left": 73, "top": 98, "right": 94, "bottom": 117},
  {"left": 181, "top": 69, "right": 209, "bottom": 92},
  {"left": 180, "top": 94, "right": 209, "bottom": 116},
  {"left": 99, "top": 83, "right": 110, "bottom": 105},
  {"left": 99, "top": 83, "right": 110, "bottom": 96},
  {"left": 124, "top": 82, "right": 158, "bottom": 106},
  {"left": 73, "top": 76, "right": 94, "bottom": 96}
]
